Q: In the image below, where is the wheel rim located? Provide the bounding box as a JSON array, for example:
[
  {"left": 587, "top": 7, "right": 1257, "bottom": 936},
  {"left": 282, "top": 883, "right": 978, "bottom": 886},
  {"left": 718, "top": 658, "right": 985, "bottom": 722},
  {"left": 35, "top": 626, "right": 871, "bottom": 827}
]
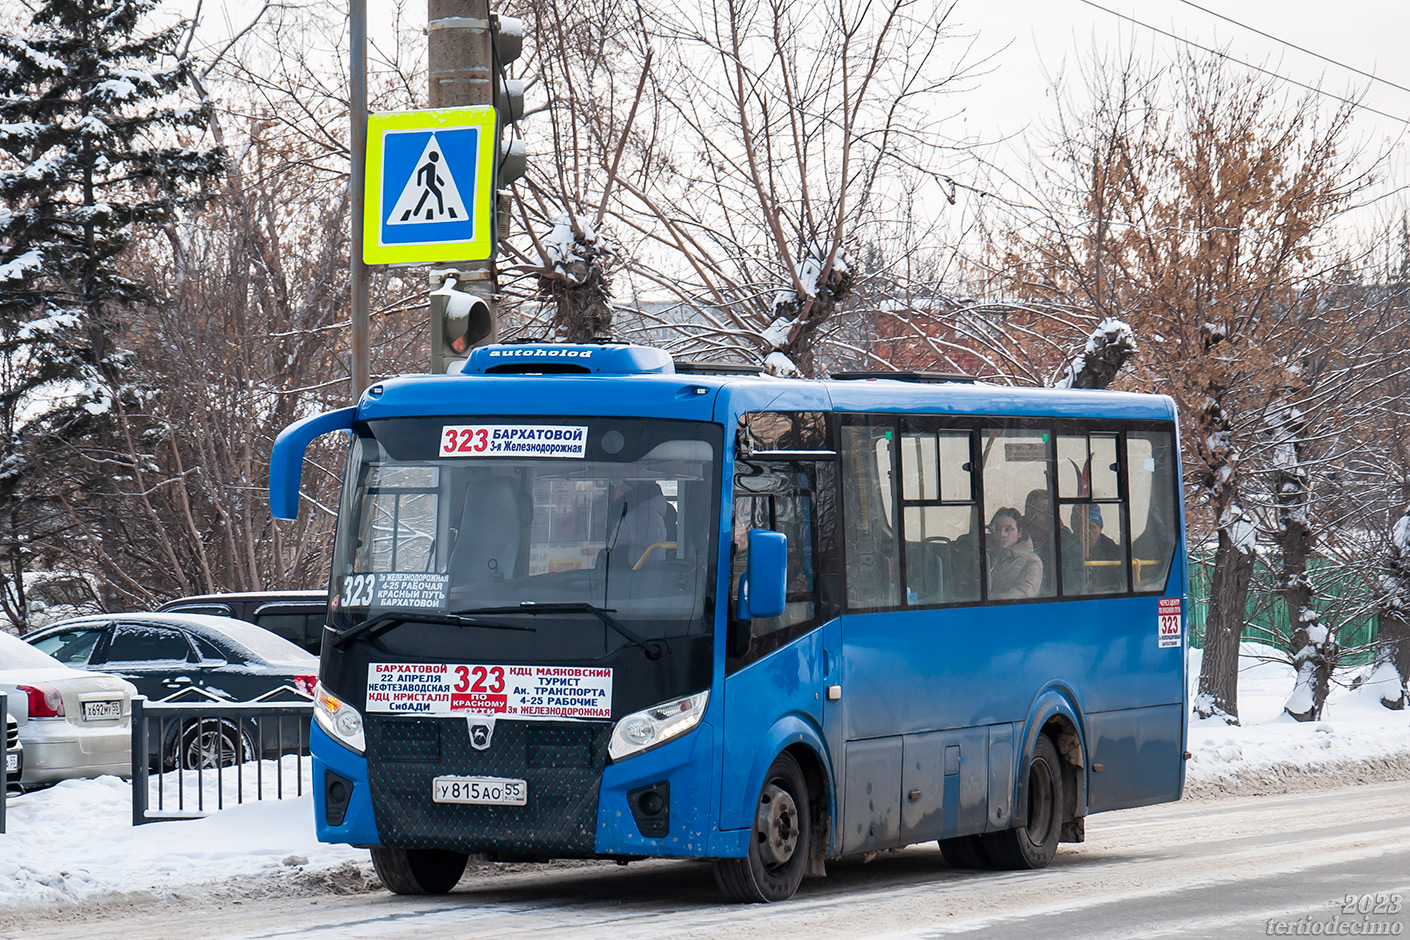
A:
[
  {"left": 1025, "top": 757, "right": 1054, "bottom": 846},
  {"left": 186, "top": 731, "right": 235, "bottom": 768},
  {"left": 755, "top": 781, "right": 800, "bottom": 868}
]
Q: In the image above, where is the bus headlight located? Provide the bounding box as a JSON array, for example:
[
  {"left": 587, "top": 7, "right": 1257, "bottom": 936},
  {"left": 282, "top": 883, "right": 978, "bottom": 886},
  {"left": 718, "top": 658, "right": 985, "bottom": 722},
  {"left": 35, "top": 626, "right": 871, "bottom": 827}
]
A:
[
  {"left": 608, "top": 691, "right": 708, "bottom": 761},
  {"left": 313, "top": 682, "right": 365, "bottom": 754}
]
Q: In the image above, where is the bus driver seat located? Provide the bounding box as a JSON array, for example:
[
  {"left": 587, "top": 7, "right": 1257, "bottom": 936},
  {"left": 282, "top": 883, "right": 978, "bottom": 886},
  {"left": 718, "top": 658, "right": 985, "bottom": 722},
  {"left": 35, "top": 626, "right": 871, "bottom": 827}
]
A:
[{"left": 449, "top": 477, "right": 525, "bottom": 584}]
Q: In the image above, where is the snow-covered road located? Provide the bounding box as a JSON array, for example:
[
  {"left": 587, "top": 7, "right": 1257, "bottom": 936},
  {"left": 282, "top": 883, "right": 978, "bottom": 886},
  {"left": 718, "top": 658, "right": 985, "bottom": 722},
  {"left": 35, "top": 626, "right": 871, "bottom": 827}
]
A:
[{"left": 6, "top": 780, "right": 1409, "bottom": 940}]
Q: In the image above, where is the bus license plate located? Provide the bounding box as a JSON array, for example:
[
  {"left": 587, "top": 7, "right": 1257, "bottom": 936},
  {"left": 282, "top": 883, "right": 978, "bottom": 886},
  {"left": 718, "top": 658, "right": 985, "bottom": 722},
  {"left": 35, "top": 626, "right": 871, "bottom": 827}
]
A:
[
  {"left": 432, "top": 776, "right": 527, "bottom": 806},
  {"left": 83, "top": 700, "right": 121, "bottom": 721}
]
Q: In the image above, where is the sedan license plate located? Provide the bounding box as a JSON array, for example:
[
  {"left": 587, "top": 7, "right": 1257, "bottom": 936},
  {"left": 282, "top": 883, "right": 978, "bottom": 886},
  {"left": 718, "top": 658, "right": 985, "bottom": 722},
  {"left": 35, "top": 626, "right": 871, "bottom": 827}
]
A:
[
  {"left": 432, "top": 776, "right": 527, "bottom": 806},
  {"left": 5, "top": 752, "right": 16, "bottom": 774},
  {"left": 82, "top": 700, "right": 121, "bottom": 721}
]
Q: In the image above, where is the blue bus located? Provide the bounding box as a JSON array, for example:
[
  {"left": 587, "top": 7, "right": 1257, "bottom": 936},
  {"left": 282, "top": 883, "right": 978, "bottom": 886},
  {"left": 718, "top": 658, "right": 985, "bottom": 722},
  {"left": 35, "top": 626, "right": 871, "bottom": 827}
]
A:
[{"left": 270, "top": 342, "right": 1187, "bottom": 902}]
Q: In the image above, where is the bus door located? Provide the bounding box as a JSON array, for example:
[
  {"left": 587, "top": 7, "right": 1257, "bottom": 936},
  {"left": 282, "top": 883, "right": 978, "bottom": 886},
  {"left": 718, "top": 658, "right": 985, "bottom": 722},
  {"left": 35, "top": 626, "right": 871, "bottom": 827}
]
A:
[{"left": 721, "top": 458, "right": 833, "bottom": 833}]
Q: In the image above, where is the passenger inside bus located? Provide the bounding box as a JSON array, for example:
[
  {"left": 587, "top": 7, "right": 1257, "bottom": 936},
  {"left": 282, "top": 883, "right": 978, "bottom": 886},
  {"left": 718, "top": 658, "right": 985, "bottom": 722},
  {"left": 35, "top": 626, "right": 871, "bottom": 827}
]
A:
[
  {"left": 1023, "top": 489, "right": 1083, "bottom": 596},
  {"left": 987, "top": 507, "right": 1042, "bottom": 599},
  {"left": 604, "top": 480, "right": 673, "bottom": 569},
  {"left": 1072, "top": 503, "right": 1123, "bottom": 593}
]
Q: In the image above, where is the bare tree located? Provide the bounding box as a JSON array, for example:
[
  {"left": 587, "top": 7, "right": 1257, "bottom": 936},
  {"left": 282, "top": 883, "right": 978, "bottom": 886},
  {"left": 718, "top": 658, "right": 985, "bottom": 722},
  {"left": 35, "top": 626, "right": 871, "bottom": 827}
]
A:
[{"left": 993, "top": 52, "right": 1366, "bottom": 722}]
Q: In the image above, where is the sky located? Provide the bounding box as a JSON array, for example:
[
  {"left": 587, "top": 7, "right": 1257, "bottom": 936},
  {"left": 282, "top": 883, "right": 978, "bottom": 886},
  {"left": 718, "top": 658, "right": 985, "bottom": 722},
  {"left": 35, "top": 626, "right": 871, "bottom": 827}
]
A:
[{"left": 948, "top": 0, "right": 1410, "bottom": 152}]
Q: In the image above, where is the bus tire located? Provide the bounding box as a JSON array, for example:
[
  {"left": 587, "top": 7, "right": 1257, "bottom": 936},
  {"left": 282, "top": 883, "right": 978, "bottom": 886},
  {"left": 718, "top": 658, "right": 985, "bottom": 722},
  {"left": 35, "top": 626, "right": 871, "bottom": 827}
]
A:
[
  {"left": 370, "top": 846, "right": 468, "bottom": 895},
  {"left": 714, "top": 751, "right": 810, "bottom": 902},
  {"left": 938, "top": 835, "right": 988, "bottom": 869},
  {"left": 983, "top": 734, "right": 1063, "bottom": 870}
]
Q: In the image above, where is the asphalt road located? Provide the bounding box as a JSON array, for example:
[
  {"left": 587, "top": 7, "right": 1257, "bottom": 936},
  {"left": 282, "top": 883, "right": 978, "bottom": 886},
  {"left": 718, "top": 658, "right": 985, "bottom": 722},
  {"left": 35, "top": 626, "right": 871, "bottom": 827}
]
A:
[{"left": 10, "top": 780, "right": 1410, "bottom": 940}]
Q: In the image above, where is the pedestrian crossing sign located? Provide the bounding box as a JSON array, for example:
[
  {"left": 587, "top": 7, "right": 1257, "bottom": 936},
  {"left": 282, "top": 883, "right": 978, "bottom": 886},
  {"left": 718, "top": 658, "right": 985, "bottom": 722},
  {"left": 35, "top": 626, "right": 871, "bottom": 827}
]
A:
[{"left": 364, "top": 106, "right": 496, "bottom": 265}]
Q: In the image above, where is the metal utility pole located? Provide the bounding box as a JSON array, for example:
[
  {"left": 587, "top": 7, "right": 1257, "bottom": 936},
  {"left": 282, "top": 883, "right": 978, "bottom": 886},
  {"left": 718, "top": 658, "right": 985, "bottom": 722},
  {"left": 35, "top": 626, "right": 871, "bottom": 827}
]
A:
[
  {"left": 427, "top": 0, "right": 497, "bottom": 366},
  {"left": 350, "top": 0, "right": 370, "bottom": 396}
]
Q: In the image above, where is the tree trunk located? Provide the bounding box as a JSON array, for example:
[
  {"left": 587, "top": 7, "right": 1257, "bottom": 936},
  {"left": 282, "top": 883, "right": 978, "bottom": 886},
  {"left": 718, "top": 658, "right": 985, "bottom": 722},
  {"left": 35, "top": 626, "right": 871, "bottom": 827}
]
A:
[
  {"left": 1196, "top": 526, "right": 1256, "bottom": 723},
  {"left": 1366, "top": 509, "right": 1410, "bottom": 709},
  {"left": 1273, "top": 405, "right": 1333, "bottom": 721}
]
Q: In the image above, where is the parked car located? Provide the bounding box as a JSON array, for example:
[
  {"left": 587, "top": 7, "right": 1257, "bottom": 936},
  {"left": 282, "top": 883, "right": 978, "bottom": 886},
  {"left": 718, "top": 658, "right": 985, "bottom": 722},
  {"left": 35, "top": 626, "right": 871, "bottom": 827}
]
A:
[
  {"left": 5, "top": 711, "right": 20, "bottom": 788},
  {"left": 0, "top": 631, "right": 134, "bottom": 788},
  {"left": 25, "top": 613, "right": 318, "bottom": 705},
  {"left": 26, "top": 613, "right": 318, "bottom": 770},
  {"left": 156, "top": 591, "right": 327, "bottom": 655}
]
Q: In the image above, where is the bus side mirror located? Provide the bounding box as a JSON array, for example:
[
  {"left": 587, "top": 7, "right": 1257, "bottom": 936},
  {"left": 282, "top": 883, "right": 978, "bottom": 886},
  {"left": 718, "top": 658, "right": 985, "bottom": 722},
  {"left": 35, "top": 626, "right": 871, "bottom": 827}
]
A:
[
  {"left": 269, "top": 407, "right": 357, "bottom": 519},
  {"left": 735, "top": 529, "right": 788, "bottom": 623}
]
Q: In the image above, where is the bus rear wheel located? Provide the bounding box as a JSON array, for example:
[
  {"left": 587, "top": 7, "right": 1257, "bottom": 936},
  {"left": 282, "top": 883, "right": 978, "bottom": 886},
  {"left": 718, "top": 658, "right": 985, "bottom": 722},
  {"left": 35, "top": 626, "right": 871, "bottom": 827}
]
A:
[
  {"left": 370, "top": 846, "right": 468, "bottom": 895},
  {"left": 714, "top": 752, "right": 810, "bottom": 903},
  {"left": 982, "top": 734, "right": 1063, "bottom": 870},
  {"left": 938, "top": 834, "right": 988, "bottom": 869}
]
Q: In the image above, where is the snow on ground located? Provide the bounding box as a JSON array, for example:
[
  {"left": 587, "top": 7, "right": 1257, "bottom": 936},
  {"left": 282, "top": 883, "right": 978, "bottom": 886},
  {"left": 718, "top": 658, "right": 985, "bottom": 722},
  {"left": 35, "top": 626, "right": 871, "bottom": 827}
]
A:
[
  {"left": 1, "top": 645, "right": 1408, "bottom": 910},
  {"left": 1184, "top": 644, "right": 1410, "bottom": 796},
  {"left": 0, "top": 760, "right": 365, "bottom": 908}
]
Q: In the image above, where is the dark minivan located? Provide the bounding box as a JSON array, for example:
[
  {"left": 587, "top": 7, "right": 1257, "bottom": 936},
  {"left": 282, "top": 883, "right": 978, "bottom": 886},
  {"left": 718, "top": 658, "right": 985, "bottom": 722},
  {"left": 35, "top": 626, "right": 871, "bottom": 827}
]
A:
[{"left": 157, "top": 591, "right": 327, "bottom": 654}]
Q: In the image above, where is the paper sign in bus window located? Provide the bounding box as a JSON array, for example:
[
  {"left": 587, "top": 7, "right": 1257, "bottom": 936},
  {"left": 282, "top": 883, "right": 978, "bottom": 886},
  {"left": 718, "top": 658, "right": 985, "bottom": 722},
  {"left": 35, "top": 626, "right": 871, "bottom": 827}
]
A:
[
  {"left": 439, "top": 425, "right": 588, "bottom": 458},
  {"left": 366, "top": 663, "right": 613, "bottom": 719}
]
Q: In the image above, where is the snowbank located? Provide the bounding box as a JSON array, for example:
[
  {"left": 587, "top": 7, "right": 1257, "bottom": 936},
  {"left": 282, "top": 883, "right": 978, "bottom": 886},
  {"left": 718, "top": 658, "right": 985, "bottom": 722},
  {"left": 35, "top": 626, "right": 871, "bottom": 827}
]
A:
[
  {"left": 0, "top": 770, "right": 364, "bottom": 908},
  {"left": 1184, "top": 644, "right": 1410, "bottom": 798}
]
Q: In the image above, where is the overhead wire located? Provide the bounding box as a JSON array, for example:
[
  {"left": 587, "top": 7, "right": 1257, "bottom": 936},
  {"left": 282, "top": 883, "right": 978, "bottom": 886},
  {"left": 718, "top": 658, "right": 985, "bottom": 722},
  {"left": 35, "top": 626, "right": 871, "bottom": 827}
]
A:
[
  {"left": 1175, "top": 0, "right": 1410, "bottom": 98},
  {"left": 1072, "top": 0, "right": 1410, "bottom": 128}
]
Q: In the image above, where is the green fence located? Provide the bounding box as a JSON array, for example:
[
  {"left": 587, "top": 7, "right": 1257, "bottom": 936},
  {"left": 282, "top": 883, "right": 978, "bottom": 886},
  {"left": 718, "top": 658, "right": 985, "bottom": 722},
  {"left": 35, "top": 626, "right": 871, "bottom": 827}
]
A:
[{"left": 1187, "top": 554, "right": 1379, "bottom": 663}]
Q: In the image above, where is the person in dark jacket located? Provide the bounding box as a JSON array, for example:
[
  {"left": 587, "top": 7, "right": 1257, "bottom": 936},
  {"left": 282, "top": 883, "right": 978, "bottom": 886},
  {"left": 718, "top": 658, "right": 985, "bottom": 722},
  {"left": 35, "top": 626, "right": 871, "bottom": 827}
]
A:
[
  {"left": 1023, "top": 488, "right": 1084, "bottom": 596},
  {"left": 1073, "top": 503, "right": 1124, "bottom": 593},
  {"left": 987, "top": 507, "right": 1042, "bottom": 599}
]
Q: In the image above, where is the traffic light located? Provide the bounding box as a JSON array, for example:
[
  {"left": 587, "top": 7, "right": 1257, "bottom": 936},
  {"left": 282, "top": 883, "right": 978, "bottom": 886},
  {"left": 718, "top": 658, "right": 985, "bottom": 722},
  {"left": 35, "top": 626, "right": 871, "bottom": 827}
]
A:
[
  {"left": 430, "top": 275, "right": 493, "bottom": 373},
  {"left": 491, "top": 13, "right": 525, "bottom": 241}
]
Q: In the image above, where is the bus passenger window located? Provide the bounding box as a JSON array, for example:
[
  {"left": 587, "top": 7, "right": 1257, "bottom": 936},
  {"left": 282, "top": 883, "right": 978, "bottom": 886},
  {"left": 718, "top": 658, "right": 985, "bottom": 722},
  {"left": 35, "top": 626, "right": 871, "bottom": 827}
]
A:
[
  {"left": 1058, "top": 433, "right": 1126, "bottom": 595},
  {"left": 1128, "top": 431, "right": 1179, "bottom": 592},
  {"left": 841, "top": 424, "right": 900, "bottom": 609},
  {"left": 1068, "top": 502, "right": 1127, "bottom": 594},
  {"left": 982, "top": 427, "right": 1057, "bottom": 598},
  {"left": 900, "top": 429, "right": 980, "bottom": 605}
]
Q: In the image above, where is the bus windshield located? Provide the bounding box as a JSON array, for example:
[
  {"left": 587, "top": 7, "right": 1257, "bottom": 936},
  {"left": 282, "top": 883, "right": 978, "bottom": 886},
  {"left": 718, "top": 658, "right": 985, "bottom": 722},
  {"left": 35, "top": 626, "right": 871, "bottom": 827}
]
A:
[{"left": 329, "top": 416, "right": 722, "bottom": 657}]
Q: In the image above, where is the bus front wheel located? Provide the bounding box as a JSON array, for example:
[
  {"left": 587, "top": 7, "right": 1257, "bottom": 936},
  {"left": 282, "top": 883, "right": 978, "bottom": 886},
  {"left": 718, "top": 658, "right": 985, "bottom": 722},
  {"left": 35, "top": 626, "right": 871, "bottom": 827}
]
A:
[
  {"left": 983, "top": 734, "right": 1063, "bottom": 870},
  {"left": 370, "top": 846, "right": 469, "bottom": 895},
  {"left": 714, "top": 751, "right": 810, "bottom": 902}
]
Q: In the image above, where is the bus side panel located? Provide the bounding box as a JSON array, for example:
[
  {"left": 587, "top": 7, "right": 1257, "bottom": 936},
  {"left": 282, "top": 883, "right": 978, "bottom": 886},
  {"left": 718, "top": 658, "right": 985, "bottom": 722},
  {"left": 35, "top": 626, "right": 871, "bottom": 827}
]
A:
[
  {"left": 594, "top": 720, "right": 717, "bottom": 857},
  {"left": 311, "top": 723, "right": 381, "bottom": 846},
  {"left": 1085, "top": 703, "right": 1185, "bottom": 812},
  {"left": 717, "top": 629, "right": 829, "bottom": 835},
  {"left": 840, "top": 598, "right": 1184, "bottom": 733},
  {"left": 841, "top": 736, "right": 901, "bottom": 853}
]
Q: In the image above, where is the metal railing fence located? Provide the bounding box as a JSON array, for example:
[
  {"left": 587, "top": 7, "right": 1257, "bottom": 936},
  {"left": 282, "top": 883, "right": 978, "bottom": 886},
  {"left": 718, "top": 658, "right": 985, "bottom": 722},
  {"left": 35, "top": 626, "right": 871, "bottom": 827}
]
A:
[{"left": 130, "top": 697, "right": 313, "bottom": 825}]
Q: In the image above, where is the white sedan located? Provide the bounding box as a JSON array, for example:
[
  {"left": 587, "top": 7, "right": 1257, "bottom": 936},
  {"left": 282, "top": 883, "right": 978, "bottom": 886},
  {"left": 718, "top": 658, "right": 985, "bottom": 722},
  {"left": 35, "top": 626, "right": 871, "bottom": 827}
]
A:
[{"left": 0, "top": 631, "right": 136, "bottom": 787}]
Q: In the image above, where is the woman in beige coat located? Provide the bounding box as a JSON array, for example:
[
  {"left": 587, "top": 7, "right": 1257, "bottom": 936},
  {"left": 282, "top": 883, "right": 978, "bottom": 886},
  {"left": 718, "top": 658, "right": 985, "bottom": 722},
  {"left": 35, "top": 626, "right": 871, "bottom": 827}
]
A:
[{"left": 987, "top": 507, "right": 1043, "bottom": 599}]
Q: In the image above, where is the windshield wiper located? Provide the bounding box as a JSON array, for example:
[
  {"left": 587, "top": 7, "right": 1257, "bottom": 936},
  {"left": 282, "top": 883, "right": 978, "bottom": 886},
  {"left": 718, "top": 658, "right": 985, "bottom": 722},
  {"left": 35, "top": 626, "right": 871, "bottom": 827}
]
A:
[
  {"left": 333, "top": 611, "right": 536, "bottom": 650},
  {"left": 453, "top": 602, "right": 667, "bottom": 660}
]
